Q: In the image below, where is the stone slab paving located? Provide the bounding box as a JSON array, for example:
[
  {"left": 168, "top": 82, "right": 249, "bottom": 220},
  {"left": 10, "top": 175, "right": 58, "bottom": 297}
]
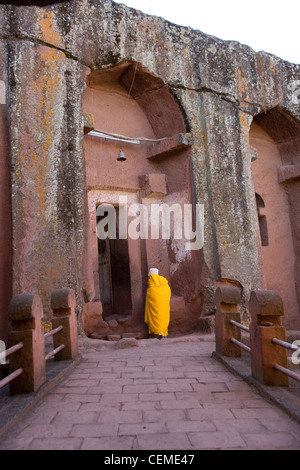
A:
[{"left": 0, "top": 335, "right": 300, "bottom": 450}]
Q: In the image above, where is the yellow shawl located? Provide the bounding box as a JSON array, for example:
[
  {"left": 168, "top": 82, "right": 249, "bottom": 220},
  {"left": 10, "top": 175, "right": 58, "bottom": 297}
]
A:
[{"left": 145, "top": 274, "right": 171, "bottom": 337}]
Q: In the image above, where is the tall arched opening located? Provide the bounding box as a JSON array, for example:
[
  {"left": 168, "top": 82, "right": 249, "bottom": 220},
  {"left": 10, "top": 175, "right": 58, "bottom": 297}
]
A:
[
  {"left": 82, "top": 62, "right": 203, "bottom": 337},
  {"left": 250, "top": 107, "right": 300, "bottom": 329}
]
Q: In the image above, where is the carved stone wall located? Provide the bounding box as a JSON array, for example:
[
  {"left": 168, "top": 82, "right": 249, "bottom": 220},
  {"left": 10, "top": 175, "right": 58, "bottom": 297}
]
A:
[{"left": 0, "top": 0, "right": 299, "bottom": 337}]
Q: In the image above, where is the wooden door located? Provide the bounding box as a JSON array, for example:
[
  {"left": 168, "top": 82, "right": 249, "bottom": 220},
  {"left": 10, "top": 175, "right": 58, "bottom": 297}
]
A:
[{"left": 98, "top": 237, "right": 113, "bottom": 318}]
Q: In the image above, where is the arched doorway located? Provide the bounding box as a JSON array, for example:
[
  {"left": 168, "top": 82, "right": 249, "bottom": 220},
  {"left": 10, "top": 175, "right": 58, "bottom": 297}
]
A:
[
  {"left": 82, "top": 62, "right": 203, "bottom": 336},
  {"left": 250, "top": 107, "right": 300, "bottom": 329}
]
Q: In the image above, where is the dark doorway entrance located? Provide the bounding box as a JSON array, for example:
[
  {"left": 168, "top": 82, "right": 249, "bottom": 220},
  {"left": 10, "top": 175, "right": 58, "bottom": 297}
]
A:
[{"left": 97, "top": 206, "right": 132, "bottom": 320}]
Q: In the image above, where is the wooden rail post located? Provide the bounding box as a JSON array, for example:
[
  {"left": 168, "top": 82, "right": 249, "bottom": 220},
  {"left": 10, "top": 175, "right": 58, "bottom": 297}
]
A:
[
  {"left": 215, "top": 286, "right": 241, "bottom": 357},
  {"left": 8, "top": 294, "right": 46, "bottom": 395},
  {"left": 51, "top": 288, "right": 78, "bottom": 361},
  {"left": 250, "top": 289, "right": 289, "bottom": 386}
]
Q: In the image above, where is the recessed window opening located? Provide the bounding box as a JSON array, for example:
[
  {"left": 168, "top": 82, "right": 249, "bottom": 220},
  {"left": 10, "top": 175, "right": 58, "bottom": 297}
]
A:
[{"left": 256, "top": 193, "right": 269, "bottom": 247}]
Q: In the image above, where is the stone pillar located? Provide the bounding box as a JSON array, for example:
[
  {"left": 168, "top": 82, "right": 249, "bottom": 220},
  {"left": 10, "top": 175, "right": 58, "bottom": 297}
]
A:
[
  {"left": 7, "top": 37, "right": 87, "bottom": 319},
  {"left": 177, "top": 89, "right": 261, "bottom": 316},
  {"left": 51, "top": 288, "right": 78, "bottom": 361},
  {"left": 250, "top": 289, "right": 289, "bottom": 386},
  {"left": 215, "top": 286, "right": 241, "bottom": 357},
  {"left": 8, "top": 294, "right": 46, "bottom": 395}
]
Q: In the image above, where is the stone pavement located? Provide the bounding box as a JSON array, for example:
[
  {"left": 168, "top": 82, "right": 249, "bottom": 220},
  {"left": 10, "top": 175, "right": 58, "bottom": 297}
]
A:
[{"left": 0, "top": 334, "right": 300, "bottom": 450}]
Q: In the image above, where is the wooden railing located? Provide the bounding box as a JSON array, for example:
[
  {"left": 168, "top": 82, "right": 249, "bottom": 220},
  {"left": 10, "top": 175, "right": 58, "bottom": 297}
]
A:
[
  {"left": 215, "top": 286, "right": 300, "bottom": 387},
  {"left": 0, "top": 288, "right": 78, "bottom": 395},
  {"left": 0, "top": 342, "right": 24, "bottom": 390}
]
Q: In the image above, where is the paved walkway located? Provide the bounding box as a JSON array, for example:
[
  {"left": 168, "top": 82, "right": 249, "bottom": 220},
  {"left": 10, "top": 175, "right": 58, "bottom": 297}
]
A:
[{"left": 1, "top": 334, "right": 300, "bottom": 450}]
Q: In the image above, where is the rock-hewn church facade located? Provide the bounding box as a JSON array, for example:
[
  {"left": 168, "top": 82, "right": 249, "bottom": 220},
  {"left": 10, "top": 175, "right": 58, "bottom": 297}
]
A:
[{"left": 0, "top": 0, "right": 299, "bottom": 342}]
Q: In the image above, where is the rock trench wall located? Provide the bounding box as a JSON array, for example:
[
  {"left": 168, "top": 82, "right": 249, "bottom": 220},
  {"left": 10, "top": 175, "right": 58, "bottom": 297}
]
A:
[{"left": 0, "top": 0, "right": 299, "bottom": 337}]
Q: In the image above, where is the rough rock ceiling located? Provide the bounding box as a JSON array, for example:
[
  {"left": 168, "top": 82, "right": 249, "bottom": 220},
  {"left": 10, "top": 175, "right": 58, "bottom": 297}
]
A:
[{"left": 0, "top": 0, "right": 72, "bottom": 5}]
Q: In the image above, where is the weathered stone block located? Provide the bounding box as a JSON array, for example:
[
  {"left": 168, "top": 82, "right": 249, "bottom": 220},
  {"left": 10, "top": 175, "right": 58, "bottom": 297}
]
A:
[
  {"left": 215, "top": 286, "right": 242, "bottom": 357},
  {"left": 8, "top": 294, "right": 46, "bottom": 395},
  {"left": 51, "top": 288, "right": 78, "bottom": 361},
  {"left": 146, "top": 133, "right": 193, "bottom": 160},
  {"left": 107, "top": 335, "right": 121, "bottom": 342},
  {"left": 83, "top": 112, "right": 95, "bottom": 134},
  {"left": 250, "top": 289, "right": 289, "bottom": 386},
  {"left": 278, "top": 163, "right": 300, "bottom": 183},
  {"left": 251, "top": 325, "right": 289, "bottom": 386},
  {"left": 198, "top": 316, "right": 215, "bottom": 333},
  {"left": 82, "top": 301, "right": 103, "bottom": 336},
  {"left": 139, "top": 174, "right": 167, "bottom": 198}
]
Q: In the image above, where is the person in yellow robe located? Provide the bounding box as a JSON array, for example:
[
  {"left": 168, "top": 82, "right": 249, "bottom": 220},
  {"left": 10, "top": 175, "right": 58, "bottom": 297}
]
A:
[{"left": 145, "top": 268, "right": 171, "bottom": 339}]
